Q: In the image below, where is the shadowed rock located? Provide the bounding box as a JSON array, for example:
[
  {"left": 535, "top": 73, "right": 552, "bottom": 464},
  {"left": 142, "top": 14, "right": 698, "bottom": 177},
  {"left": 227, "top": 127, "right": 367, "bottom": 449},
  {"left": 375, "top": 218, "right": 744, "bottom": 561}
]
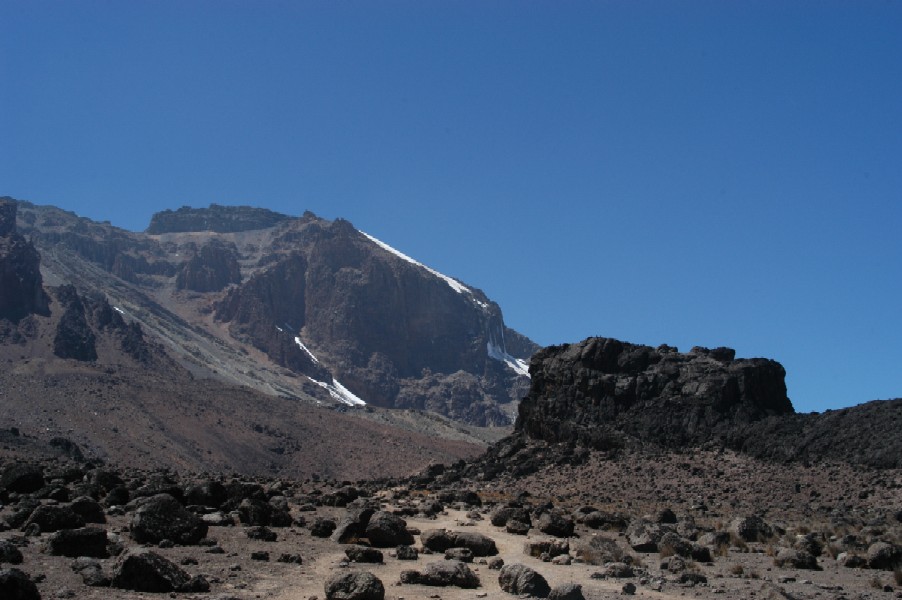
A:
[
  {"left": 130, "top": 494, "right": 208, "bottom": 545},
  {"left": 324, "top": 570, "right": 385, "bottom": 600},
  {"left": 499, "top": 563, "right": 550, "bottom": 597}
]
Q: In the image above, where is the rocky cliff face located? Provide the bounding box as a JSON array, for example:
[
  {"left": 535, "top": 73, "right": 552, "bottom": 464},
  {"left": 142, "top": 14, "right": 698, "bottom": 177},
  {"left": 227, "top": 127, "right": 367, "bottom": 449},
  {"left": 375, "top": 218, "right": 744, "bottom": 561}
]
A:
[
  {"left": 175, "top": 239, "right": 242, "bottom": 292},
  {"left": 215, "top": 216, "right": 536, "bottom": 425},
  {"left": 516, "top": 337, "right": 792, "bottom": 449},
  {"left": 147, "top": 204, "right": 291, "bottom": 234},
  {"left": 0, "top": 198, "right": 49, "bottom": 322}
]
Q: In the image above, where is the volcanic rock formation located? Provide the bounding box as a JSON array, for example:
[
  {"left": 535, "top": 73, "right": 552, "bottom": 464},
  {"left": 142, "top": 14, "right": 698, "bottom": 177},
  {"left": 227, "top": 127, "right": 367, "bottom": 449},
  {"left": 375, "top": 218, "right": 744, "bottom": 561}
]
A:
[
  {"left": 0, "top": 198, "right": 49, "bottom": 323},
  {"left": 517, "top": 337, "right": 792, "bottom": 449}
]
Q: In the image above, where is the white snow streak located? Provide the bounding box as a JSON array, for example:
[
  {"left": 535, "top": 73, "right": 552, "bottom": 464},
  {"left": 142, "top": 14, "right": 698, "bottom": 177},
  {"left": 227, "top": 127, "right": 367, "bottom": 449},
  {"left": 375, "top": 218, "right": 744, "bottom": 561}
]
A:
[
  {"left": 311, "top": 378, "right": 366, "bottom": 406},
  {"left": 487, "top": 341, "right": 530, "bottom": 378},
  {"left": 294, "top": 337, "right": 320, "bottom": 364},
  {"left": 360, "top": 231, "right": 471, "bottom": 295},
  {"left": 294, "top": 337, "right": 365, "bottom": 406},
  {"left": 113, "top": 307, "right": 125, "bottom": 315}
]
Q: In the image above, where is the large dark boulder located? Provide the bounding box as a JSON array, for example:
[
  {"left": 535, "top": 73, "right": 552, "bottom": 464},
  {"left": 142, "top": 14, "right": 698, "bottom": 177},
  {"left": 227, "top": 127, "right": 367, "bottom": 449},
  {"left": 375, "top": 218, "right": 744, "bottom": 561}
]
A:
[
  {"left": 323, "top": 571, "right": 385, "bottom": 600},
  {"left": 47, "top": 527, "right": 109, "bottom": 558},
  {"left": 401, "top": 560, "right": 480, "bottom": 588},
  {"left": 364, "top": 511, "right": 413, "bottom": 547},
  {"left": 536, "top": 510, "right": 574, "bottom": 538},
  {"left": 867, "top": 542, "right": 901, "bottom": 570},
  {"left": 420, "top": 529, "right": 498, "bottom": 556},
  {"left": 0, "top": 541, "right": 24, "bottom": 565},
  {"left": 23, "top": 504, "right": 85, "bottom": 533},
  {"left": 517, "top": 338, "right": 792, "bottom": 449},
  {"left": 130, "top": 494, "right": 208, "bottom": 545},
  {"left": 111, "top": 549, "right": 207, "bottom": 593},
  {"left": 0, "top": 568, "right": 41, "bottom": 600},
  {"left": 69, "top": 496, "right": 106, "bottom": 524},
  {"left": 0, "top": 464, "right": 44, "bottom": 494},
  {"left": 499, "top": 563, "right": 550, "bottom": 597}
]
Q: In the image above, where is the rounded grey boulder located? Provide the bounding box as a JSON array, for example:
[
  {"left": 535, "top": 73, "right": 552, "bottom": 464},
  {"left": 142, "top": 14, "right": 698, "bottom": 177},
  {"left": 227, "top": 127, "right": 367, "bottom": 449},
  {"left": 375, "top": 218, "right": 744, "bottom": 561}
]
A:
[
  {"left": 499, "top": 563, "right": 550, "bottom": 598},
  {"left": 324, "top": 571, "right": 385, "bottom": 600}
]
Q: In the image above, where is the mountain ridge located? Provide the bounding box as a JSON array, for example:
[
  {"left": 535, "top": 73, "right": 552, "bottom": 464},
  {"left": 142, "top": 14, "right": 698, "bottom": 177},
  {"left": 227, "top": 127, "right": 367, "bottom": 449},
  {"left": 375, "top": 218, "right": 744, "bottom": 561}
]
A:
[{"left": 9, "top": 198, "right": 536, "bottom": 426}]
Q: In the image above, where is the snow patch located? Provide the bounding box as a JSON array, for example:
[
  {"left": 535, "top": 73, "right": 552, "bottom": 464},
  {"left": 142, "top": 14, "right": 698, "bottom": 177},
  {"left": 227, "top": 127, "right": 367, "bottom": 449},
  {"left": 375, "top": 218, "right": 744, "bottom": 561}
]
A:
[
  {"left": 294, "top": 337, "right": 320, "bottom": 364},
  {"left": 311, "top": 377, "right": 366, "bottom": 406},
  {"left": 360, "top": 231, "right": 471, "bottom": 295},
  {"left": 487, "top": 341, "right": 530, "bottom": 378},
  {"left": 113, "top": 307, "right": 124, "bottom": 315}
]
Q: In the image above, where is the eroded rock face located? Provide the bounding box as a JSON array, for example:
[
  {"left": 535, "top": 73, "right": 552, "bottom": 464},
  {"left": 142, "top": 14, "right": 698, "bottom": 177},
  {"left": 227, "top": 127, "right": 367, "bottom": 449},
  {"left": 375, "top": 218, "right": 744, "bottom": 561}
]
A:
[
  {"left": 147, "top": 204, "right": 291, "bottom": 234},
  {"left": 175, "top": 239, "right": 241, "bottom": 292},
  {"left": 0, "top": 199, "right": 49, "bottom": 322},
  {"left": 516, "top": 337, "right": 792, "bottom": 449},
  {"left": 215, "top": 217, "right": 536, "bottom": 425}
]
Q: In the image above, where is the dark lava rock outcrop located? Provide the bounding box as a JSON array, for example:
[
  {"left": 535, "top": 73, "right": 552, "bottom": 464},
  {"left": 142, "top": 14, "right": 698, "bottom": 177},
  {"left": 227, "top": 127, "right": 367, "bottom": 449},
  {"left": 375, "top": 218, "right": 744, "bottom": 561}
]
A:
[
  {"left": 517, "top": 338, "right": 791, "bottom": 449},
  {"left": 175, "top": 239, "right": 242, "bottom": 292},
  {"left": 147, "top": 203, "right": 291, "bottom": 234},
  {"left": 0, "top": 198, "right": 49, "bottom": 323}
]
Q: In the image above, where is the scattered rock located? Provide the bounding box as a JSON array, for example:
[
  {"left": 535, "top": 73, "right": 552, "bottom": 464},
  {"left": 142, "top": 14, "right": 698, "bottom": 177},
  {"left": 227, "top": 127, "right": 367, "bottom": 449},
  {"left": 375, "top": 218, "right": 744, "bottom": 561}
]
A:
[
  {"left": 403, "top": 560, "right": 480, "bottom": 588},
  {"left": 0, "top": 567, "right": 41, "bottom": 600},
  {"left": 111, "top": 549, "right": 206, "bottom": 593},
  {"left": 130, "top": 493, "right": 208, "bottom": 545},
  {"left": 499, "top": 563, "right": 550, "bottom": 597},
  {"left": 365, "top": 511, "right": 413, "bottom": 547},
  {"left": 345, "top": 546, "right": 383, "bottom": 564},
  {"left": 311, "top": 517, "right": 338, "bottom": 538},
  {"left": 549, "top": 583, "right": 585, "bottom": 600},
  {"left": 46, "top": 526, "right": 109, "bottom": 558},
  {"left": 324, "top": 570, "right": 385, "bottom": 600}
]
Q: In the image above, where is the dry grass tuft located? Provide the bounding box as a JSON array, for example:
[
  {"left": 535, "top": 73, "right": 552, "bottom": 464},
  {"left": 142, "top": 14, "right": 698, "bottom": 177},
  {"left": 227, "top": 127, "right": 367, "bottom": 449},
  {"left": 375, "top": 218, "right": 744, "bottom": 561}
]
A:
[{"left": 729, "top": 564, "right": 744, "bottom": 576}]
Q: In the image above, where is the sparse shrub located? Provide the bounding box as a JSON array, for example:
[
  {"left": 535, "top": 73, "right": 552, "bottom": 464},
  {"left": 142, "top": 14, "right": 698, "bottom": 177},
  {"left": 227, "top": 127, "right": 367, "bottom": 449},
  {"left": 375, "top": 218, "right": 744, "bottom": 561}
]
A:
[
  {"left": 713, "top": 542, "right": 730, "bottom": 558},
  {"left": 764, "top": 544, "right": 777, "bottom": 557},
  {"left": 658, "top": 545, "right": 675, "bottom": 558},
  {"left": 730, "top": 533, "right": 748, "bottom": 552},
  {"left": 826, "top": 543, "right": 841, "bottom": 559},
  {"left": 747, "top": 569, "right": 761, "bottom": 580},
  {"left": 729, "top": 564, "right": 744, "bottom": 576},
  {"left": 870, "top": 574, "right": 883, "bottom": 590},
  {"left": 895, "top": 568, "right": 902, "bottom": 586}
]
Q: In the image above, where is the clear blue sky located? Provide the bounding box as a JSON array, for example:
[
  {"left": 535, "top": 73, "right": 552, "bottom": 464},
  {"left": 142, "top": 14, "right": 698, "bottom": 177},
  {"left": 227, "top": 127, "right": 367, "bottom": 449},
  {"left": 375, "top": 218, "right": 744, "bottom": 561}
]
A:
[{"left": 2, "top": 1, "right": 900, "bottom": 413}]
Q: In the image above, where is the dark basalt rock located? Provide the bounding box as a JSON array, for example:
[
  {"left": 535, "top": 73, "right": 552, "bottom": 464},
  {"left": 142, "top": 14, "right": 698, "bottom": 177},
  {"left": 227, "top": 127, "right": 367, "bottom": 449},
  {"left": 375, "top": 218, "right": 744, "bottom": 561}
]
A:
[
  {"left": 46, "top": 527, "right": 109, "bottom": 558},
  {"left": 0, "top": 568, "right": 41, "bottom": 600},
  {"left": 23, "top": 504, "right": 85, "bottom": 533},
  {"left": 324, "top": 570, "right": 385, "bottom": 600},
  {"left": 364, "top": 511, "right": 413, "bottom": 547},
  {"left": 52, "top": 285, "right": 97, "bottom": 361},
  {"left": 111, "top": 549, "right": 207, "bottom": 593},
  {"left": 130, "top": 493, "right": 208, "bottom": 545},
  {"left": 499, "top": 563, "right": 551, "bottom": 597},
  {"left": 516, "top": 337, "right": 792, "bottom": 449},
  {"left": 401, "top": 560, "right": 480, "bottom": 588},
  {"left": 0, "top": 199, "right": 49, "bottom": 322},
  {"left": 420, "top": 529, "right": 498, "bottom": 556},
  {"left": 147, "top": 203, "right": 292, "bottom": 234},
  {"left": 0, "top": 463, "right": 45, "bottom": 494}
]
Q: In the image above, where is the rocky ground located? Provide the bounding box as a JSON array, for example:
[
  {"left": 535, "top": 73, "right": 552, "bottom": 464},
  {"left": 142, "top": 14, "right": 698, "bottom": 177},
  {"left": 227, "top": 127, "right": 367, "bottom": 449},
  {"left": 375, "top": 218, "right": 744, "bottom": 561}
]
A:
[{"left": 1, "top": 449, "right": 900, "bottom": 600}]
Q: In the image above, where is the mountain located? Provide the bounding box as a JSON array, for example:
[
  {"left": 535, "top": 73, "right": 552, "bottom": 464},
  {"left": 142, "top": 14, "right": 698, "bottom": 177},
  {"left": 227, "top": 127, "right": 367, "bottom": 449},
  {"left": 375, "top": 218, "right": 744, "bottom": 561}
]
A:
[
  {"left": 7, "top": 197, "right": 536, "bottom": 427},
  {"left": 0, "top": 197, "right": 517, "bottom": 479}
]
